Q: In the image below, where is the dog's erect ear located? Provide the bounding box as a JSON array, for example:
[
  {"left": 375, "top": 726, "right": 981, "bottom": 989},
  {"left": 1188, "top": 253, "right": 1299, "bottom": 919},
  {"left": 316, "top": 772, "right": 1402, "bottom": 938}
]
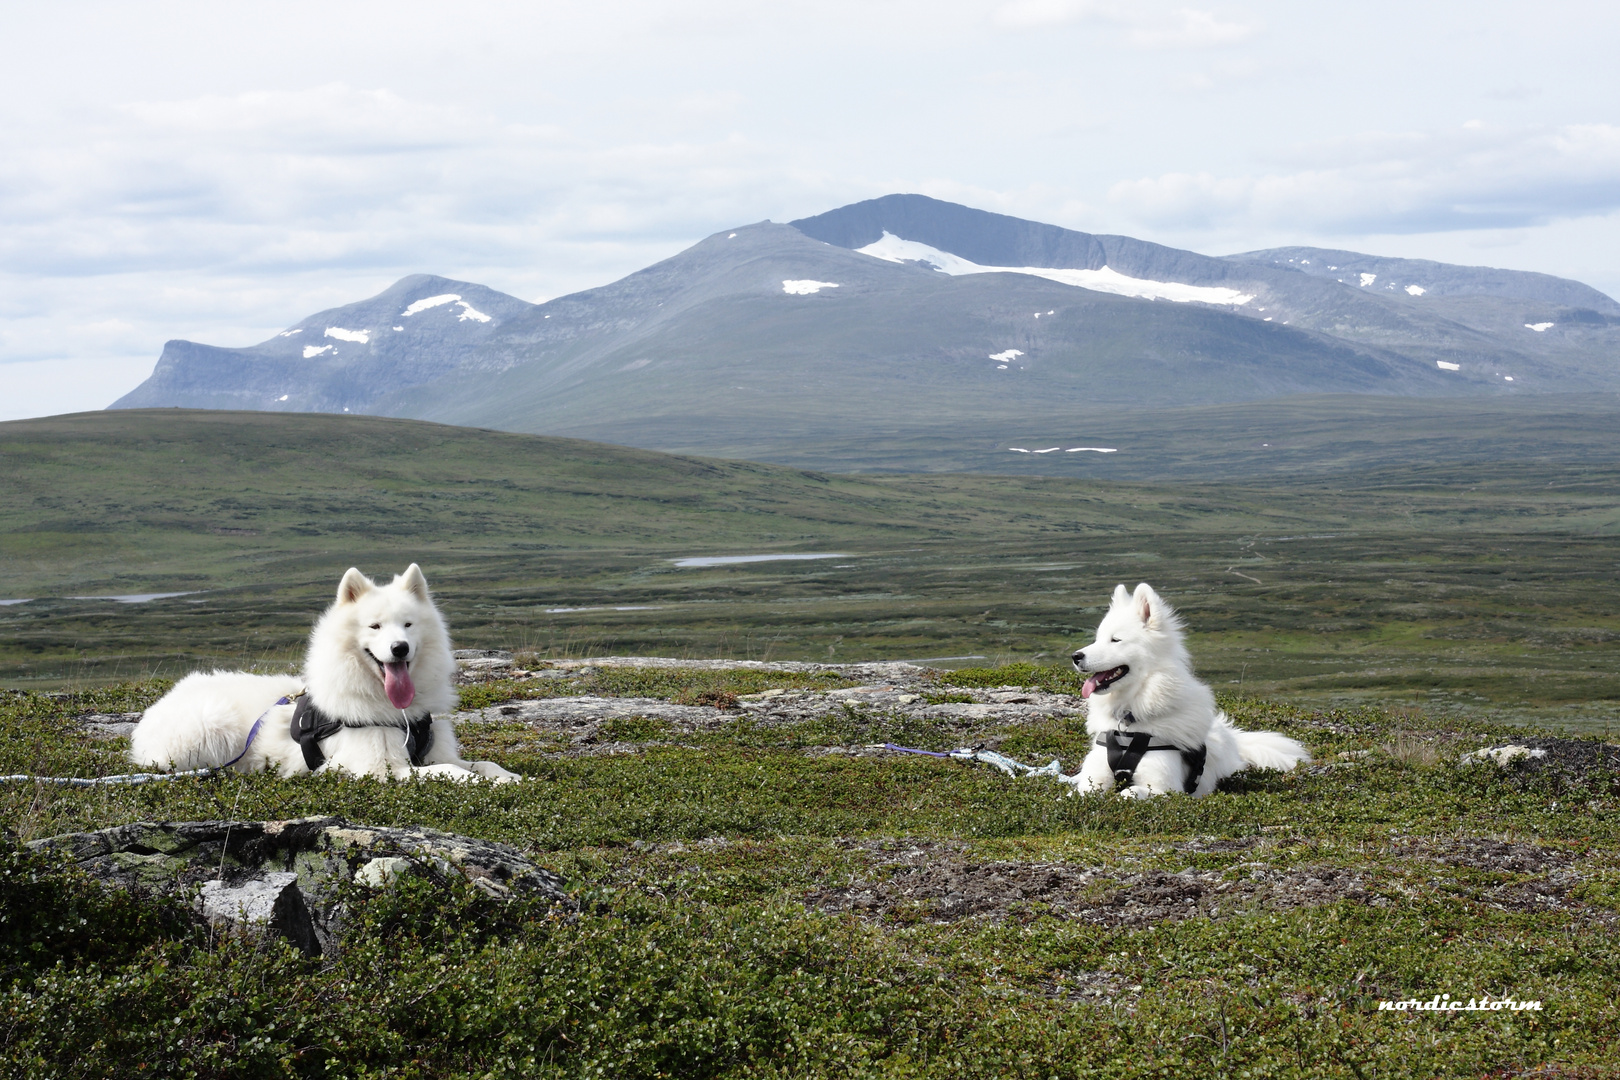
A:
[
  {"left": 397, "top": 563, "right": 431, "bottom": 600},
  {"left": 337, "top": 567, "right": 374, "bottom": 604},
  {"left": 1111, "top": 583, "right": 1131, "bottom": 607},
  {"left": 1133, "top": 582, "right": 1161, "bottom": 627}
]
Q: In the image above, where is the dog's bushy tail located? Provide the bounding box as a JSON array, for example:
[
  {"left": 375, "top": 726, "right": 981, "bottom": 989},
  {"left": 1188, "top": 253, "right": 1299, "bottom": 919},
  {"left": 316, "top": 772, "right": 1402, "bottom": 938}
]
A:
[{"left": 1233, "top": 726, "right": 1312, "bottom": 772}]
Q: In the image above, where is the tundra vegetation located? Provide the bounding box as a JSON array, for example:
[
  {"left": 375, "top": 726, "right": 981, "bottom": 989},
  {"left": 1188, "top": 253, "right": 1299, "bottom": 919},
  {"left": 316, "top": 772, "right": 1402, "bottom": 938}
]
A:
[{"left": 2, "top": 410, "right": 1618, "bottom": 1077}]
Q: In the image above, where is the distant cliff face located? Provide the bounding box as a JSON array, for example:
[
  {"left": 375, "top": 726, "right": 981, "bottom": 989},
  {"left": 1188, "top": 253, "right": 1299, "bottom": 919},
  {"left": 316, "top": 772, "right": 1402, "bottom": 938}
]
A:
[
  {"left": 112, "top": 195, "right": 1620, "bottom": 462},
  {"left": 111, "top": 275, "right": 537, "bottom": 415}
]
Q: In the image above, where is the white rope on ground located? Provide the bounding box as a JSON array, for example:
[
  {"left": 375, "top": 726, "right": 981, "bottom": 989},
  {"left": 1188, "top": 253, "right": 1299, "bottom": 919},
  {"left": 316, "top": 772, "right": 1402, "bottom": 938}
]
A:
[
  {"left": 0, "top": 767, "right": 220, "bottom": 787},
  {"left": 880, "top": 742, "right": 1067, "bottom": 780}
]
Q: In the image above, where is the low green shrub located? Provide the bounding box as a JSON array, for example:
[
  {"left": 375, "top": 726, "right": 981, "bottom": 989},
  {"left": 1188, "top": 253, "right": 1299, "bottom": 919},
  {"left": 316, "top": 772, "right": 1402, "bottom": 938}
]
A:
[{"left": 3, "top": 676, "right": 1618, "bottom": 1077}]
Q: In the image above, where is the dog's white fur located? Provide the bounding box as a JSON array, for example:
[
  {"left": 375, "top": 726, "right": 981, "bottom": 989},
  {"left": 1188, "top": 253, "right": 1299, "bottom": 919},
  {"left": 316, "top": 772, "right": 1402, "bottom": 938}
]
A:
[
  {"left": 1065, "top": 583, "right": 1309, "bottom": 798},
  {"left": 130, "top": 565, "right": 519, "bottom": 782}
]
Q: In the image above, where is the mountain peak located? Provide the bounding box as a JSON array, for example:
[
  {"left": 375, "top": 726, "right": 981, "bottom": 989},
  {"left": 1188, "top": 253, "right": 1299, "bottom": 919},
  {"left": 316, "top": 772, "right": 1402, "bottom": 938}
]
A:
[{"left": 110, "top": 195, "right": 1620, "bottom": 467}]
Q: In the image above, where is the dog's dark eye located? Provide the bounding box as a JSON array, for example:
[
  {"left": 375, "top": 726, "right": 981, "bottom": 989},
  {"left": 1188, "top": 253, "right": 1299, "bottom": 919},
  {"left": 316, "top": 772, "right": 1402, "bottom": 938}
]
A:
[
  {"left": 404, "top": 622, "right": 412, "bottom": 628},
  {"left": 369, "top": 623, "right": 381, "bottom": 630},
  {"left": 1110, "top": 636, "right": 1120, "bottom": 643}
]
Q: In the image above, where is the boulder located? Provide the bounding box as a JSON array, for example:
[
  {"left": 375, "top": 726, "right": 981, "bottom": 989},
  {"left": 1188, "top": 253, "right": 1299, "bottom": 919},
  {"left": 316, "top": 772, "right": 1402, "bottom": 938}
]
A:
[{"left": 28, "top": 817, "right": 573, "bottom": 956}]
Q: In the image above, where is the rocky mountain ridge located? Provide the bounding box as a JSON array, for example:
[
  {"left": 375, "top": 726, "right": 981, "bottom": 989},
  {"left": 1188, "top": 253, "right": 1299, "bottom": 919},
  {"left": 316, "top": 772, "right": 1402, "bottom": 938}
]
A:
[{"left": 110, "top": 195, "right": 1620, "bottom": 466}]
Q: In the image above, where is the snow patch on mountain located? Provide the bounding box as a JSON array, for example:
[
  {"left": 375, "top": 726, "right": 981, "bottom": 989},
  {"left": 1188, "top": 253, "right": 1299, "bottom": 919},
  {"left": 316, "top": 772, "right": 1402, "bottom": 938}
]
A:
[
  {"left": 304, "top": 345, "right": 332, "bottom": 358},
  {"left": 1405, "top": 285, "right": 1426, "bottom": 296},
  {"left": 1437, "top": 361, "right": 1461, "bottom": 371},
  {"left": 989, "top": 349, "right": 1024, "bottom": 363},
  {"left": 402, "top": 294, "right": 461, "bottom": 316},
  {"left": 856, "top": 232, "right": 1254, "bottom": 306},
  {"left": 782, "top": 280, "right": 839, "bottom": 295},
  {"left": 325, "top": 327, "right": 370, "bottom": 343},
  {"left": 1359, "top": 273, "right": 1377, "bottom": 288},
  {"left": 1525, "top": 322, "right": 1554, "bottom": 332}
]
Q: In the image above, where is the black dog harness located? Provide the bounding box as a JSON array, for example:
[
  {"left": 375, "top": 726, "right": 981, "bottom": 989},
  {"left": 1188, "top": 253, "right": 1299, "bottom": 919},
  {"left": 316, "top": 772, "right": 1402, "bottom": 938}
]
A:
[
  {"left": 291, "top": 695, "right": 434, "bottom": 772},
  {"left": 1096, "top": 728, "right": 1207, "bottom": 795}
]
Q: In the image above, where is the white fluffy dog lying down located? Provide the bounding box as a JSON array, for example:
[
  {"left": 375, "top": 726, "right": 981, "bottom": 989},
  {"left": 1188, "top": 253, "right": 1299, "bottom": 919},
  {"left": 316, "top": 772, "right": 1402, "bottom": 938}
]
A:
[
  {"left": 130, "top": 564, "right": 520, "bottom": 783},
  {"left": 1066, "top": 583, "right": 1309, "bottom": 798}
]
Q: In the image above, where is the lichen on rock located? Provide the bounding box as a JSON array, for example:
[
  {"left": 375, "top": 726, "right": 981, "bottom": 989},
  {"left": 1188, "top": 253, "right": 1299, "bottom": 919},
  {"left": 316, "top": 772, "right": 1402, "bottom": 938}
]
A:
[{"left": 28, "top": 816, "right": 573, "bottom": 956}]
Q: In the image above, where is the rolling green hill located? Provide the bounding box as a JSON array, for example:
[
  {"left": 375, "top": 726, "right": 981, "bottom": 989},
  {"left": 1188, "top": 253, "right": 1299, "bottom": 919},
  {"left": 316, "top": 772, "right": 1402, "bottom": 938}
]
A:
[
  {"left": 3, "top": 409, "right": 1618, "bottom": 730},
  {"left": 538, "top": 391, "right": 1620, "bottom": 478}
]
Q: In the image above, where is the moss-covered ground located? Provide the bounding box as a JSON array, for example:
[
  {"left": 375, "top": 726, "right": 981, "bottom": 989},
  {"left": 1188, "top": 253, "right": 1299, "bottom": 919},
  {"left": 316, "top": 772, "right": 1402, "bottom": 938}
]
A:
[{"left": 4, "top": 668, "right": 1617, "bottom": 1078}]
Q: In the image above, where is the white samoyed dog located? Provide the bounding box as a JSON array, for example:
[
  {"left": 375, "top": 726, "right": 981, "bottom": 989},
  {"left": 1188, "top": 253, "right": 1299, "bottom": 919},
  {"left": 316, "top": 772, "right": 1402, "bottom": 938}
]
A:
[
  {"left": 130, "top": 564, "right": 520, "bottom": 782},
  {"left": 1065, "top": 583, "right": 1309, "bottom": 798}
]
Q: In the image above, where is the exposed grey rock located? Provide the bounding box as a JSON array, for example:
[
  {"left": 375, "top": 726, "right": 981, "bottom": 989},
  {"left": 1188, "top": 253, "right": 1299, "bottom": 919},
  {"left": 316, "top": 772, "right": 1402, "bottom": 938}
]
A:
[
  {"left": 446, "top": 659, "right": 1087, "bottom": 758},
  {"left": 198, "top": 872, "right": 319, "bottom": 956},
  {"left": 1460, "top": 745, "right": 1549, "bottom": 767},
  {"left": 74, "top": 712, "right": 142, "bottom": 739},
  {"left": 29, "top": 817, "right": 573, "bottom": 956}
]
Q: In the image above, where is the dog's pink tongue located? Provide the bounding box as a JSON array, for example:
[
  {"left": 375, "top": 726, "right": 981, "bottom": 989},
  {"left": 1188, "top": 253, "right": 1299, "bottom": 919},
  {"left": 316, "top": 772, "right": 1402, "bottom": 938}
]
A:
[
  {"left": 1081, "top": 675, "right": 1097, "bottom": 699},
  {"left": 383, "top": 662, "right": 415, "bottom": 709}
]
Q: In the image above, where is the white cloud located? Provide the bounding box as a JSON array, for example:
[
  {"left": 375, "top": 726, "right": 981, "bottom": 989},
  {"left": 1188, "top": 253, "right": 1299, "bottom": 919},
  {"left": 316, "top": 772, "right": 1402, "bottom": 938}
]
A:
[
  {"left": 1108, "top": 123, "right": 1620, "bottom": 235},
  {"left": 1129, "top": 8, "right": 1256, "bottom": 48},
  {"left": 0, "top": 81, "right": 852, "bottom": 410},
  {"left": 0, "top": 83, "right": 829, "bottom": 287},
  {"left": 993, "top": 0, "right": 1100, "bottom": 27},
  {"left": 991, "top": 1, "right": 1257, "bottom": 47}
]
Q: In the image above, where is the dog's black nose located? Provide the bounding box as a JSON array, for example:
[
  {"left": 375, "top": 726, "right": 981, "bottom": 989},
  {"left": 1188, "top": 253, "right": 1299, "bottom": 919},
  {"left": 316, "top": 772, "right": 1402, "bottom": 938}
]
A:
[
  {"left": 390, "top": 640, "right": 410, "bottom": 659},
  {"left": 1071, "top": 649, "right": 1085, "bottom": 670}
]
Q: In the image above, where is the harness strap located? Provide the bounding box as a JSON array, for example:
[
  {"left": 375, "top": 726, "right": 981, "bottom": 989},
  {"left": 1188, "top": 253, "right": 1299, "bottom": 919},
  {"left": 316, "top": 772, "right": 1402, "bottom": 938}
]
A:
[
  {"left": 292, "top": 697, "right": 434, "bottom": 771},
  {"left": 218, "top": 693, "right": 297, "bottom": 771},
  {"left": 1096, "top": 730, "right": 1207, "bottom": 795},
  {"left": 1179, "top": 743, "right": 1208, "bottom": 794}
]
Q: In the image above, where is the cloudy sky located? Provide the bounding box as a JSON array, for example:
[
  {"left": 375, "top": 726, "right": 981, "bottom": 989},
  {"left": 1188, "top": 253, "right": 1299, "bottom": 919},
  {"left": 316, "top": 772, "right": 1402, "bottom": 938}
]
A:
[{"left": 5, "top": 0, "right": 1618, "bottom": 420}]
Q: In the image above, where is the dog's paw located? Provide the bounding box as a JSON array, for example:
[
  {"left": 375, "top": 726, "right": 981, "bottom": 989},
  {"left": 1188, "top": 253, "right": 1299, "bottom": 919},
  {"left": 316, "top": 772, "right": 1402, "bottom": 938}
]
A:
[
  {"left": 468, "top": 761, "right": 523, "bottom": 783},
  {"left": 1117, "top": 785, "right": 1162, "bottom": 800}
]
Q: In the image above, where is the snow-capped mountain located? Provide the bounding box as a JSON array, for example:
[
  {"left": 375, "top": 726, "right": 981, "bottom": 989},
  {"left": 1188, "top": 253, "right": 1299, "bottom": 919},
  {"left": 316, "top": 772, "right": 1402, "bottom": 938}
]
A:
[{"left": 112, "top": 195, "right": 1620, "bottom": 465}]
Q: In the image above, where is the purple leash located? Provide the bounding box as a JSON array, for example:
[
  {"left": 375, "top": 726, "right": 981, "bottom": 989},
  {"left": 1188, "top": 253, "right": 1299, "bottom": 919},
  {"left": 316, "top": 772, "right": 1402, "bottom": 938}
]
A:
[
  {"left": 0, "top": 693, "right": 297, "bottom": 787},
  {"left": 215, "top": 694, "right": 295, "bottom": 771}
]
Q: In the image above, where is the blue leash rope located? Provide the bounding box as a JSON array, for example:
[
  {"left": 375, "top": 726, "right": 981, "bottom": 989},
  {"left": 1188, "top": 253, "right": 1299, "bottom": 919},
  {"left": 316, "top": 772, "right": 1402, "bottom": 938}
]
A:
[
  {"left": 883, "top": 742, "right": 1066, "bottom": 779},
  {"left": 882, "top": 743, "right": 954, "bottom": 758},
  {"left": 0, "top": 694, "right": 294, "bottom": 787}
]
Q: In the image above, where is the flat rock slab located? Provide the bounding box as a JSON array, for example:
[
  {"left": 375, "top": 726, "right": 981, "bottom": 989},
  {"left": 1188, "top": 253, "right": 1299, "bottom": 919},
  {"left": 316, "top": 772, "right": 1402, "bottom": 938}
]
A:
[
  {"left": 449, "top": 687, "right": 1086, "bottom": 756},
  {"left": 30, "top": 817, "right": 572, "bottom": 956},
  {"left": 74, "top": 711, "right": 143, "bottom": 739}
]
